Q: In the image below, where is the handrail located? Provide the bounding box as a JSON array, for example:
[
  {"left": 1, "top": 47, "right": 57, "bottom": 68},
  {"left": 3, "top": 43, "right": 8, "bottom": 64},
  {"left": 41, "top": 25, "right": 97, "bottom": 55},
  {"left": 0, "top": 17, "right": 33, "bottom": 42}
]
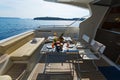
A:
[
  {"left": 16, "top": 70, "right": 26, "bottom": 80},
  {"left": 37, "top": 25, "right": 69, "bottom": 28},
  {"left": 65, "top": 15, "right": 89, "bottom": 33},
  {"left": 36, "top": 15, "right": 90, "bottom": 29},
  {"left": 66, "top": 15, "right": 90, "bottom": 27}
]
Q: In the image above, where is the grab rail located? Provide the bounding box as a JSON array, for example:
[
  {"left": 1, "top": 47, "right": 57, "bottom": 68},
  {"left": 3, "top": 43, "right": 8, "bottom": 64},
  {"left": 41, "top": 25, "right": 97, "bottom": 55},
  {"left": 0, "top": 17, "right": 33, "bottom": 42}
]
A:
[
  {"left": 16, "top": 70, "right": 26, "bottom": 80},
  {"left": 36, "top": 15, "right": 89, "bottom": 29}
]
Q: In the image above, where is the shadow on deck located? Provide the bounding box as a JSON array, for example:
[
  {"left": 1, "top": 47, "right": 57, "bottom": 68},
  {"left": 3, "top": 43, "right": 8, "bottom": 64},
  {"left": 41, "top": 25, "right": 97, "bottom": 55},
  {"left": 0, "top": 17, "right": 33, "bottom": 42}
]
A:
[
  {"left": 29, "top": 53, "right": 110, "bottom": 80},
  {"left": 39, "top": 53, "right": 81, "bottom": 63},
  {"left": 37, "top": 73, "right": 73, "bottom": 80}
]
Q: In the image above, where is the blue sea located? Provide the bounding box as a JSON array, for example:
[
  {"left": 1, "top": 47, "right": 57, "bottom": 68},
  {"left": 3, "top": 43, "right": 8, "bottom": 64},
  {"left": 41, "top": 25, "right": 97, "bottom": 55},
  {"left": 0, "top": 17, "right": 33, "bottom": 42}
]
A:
[{"left": 0, "top": 18, "right": 80, "bottom": 40}]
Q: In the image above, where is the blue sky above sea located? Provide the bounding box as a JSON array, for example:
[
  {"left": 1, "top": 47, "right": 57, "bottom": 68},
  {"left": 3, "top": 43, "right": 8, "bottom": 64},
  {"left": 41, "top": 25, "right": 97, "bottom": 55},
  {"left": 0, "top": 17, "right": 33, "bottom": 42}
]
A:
[{"left": 0, "top": 0, "right": 89, "bottom": 19}]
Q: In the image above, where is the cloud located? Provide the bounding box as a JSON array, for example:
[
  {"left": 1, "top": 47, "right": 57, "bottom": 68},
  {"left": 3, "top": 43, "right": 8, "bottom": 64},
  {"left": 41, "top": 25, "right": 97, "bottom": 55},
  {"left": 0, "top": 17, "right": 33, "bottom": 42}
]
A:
[{"left": 0, "top": 0, "right": 89, "bottom": 18}]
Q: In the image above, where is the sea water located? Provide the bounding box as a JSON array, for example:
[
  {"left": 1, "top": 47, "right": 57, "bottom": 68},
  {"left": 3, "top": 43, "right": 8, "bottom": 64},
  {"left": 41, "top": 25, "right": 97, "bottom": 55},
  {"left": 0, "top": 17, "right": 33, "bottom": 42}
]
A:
[{"left": 0, "top": 18, "right": 80, "bottom": 40}]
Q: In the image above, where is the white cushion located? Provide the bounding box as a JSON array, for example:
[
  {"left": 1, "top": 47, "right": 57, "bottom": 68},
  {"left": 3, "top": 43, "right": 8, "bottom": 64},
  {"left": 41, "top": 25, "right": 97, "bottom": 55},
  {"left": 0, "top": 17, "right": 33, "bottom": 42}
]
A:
[
  {"left": 82, "top": 34, "right": 90, "bottom": 43},
  {"left": 99, "top": 45, "right": 106, "bottom": 54}
]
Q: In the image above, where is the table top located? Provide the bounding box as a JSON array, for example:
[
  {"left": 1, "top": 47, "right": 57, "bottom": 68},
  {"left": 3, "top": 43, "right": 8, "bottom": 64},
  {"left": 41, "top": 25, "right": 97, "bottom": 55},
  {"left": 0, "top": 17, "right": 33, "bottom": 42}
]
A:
[{"left": 40, "top": 43, "right": 78, "bottom": 53}]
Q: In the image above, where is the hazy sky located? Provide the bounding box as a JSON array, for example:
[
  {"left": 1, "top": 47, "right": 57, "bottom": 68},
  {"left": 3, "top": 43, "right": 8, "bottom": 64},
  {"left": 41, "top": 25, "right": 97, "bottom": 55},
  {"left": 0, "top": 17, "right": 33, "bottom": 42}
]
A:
[{"left": 0, "top": 0, "right": 89, "bottom": 18}]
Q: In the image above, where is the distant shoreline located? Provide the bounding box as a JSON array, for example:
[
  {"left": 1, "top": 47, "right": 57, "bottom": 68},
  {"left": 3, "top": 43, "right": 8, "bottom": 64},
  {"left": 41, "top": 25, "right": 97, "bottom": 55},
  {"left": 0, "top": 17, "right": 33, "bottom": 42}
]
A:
[
  {"left": 33, "top": 17, "right": 85, "bottom": 21},
  {"left": 0, "top": 17, "right": 85, "bottom": 21}
]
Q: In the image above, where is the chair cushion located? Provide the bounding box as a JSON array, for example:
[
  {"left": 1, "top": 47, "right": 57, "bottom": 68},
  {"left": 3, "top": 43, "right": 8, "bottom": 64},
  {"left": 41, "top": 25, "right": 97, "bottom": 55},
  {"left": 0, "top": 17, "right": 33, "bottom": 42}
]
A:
[{"left": 90, "top": 41, "right": 103, "bottom": 52}]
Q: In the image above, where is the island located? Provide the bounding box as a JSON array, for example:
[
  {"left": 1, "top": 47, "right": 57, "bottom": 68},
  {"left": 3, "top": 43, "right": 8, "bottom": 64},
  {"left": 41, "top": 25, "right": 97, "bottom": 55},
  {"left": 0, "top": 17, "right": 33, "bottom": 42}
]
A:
[{"left": 33, "top": 17, "right": 85, "bottom": 21}]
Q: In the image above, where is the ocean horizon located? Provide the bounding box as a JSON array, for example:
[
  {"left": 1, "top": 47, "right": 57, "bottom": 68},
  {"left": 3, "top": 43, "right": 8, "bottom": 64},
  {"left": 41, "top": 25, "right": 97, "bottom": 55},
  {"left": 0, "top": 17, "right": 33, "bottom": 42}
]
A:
[{"left": 0, "top": 18, "right": 81, "bottom": 40}]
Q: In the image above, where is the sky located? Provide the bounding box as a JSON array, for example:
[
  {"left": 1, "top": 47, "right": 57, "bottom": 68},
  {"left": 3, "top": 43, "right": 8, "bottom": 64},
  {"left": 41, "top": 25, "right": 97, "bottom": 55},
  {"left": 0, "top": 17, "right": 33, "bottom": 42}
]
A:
[{"left": 0, "top": 0, "right": 89, "bottom": 19}]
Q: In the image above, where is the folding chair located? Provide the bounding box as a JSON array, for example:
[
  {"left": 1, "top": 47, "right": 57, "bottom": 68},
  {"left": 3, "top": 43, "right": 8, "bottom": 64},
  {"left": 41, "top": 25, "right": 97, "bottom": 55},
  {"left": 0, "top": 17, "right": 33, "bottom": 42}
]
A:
[
  {"left": 76, "top": 34, "right": 90, "bottom": 49},
  {"left": 79, "top": 41, "right": 106, "bottom": 71}
]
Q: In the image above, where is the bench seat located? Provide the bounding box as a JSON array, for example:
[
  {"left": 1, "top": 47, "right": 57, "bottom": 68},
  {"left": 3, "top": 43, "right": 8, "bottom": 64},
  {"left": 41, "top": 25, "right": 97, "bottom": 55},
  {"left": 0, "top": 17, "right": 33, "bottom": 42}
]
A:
[
  {"left": 0, "top": 31, "right": 35, "bottom": 54},
  {"left": 10, "top": 38, "right": 45, "bottom": 61}
]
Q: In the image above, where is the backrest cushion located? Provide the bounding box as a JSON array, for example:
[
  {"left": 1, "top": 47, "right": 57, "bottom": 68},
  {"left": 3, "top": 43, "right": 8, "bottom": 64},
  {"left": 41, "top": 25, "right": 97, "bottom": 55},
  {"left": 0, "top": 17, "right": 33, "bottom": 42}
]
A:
[
  {"left": 91, "top": 41, "right": 103, "bottom": 52},
  {"left": 82, "top": 34, "right": 90, "bottom": 43},
  {"left": 99, "top": 45, "right": 106, "bottom": 54},
  {"left": 90, "top": 39, "right": 96, "bottom": 46}
]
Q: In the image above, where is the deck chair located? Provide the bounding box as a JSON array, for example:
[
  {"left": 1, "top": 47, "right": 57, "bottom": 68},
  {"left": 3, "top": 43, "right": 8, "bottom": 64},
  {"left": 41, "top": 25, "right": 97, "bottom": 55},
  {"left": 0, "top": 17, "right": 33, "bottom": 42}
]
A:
[
  {"left": 79, "top": 41, "right": 106, "bottom": 71},
  {"left": 89, "top": 39, "right": 103, "bottom": 52},
  {"left": 76, "top": 34, "right": 90, "bottom": 49}
]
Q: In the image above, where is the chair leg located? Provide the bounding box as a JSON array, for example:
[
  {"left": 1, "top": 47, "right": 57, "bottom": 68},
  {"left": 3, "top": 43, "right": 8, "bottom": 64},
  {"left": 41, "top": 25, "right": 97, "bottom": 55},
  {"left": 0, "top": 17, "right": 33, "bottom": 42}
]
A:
[{"left": 92, "top": 60, "right": 98, "bottom": 71}]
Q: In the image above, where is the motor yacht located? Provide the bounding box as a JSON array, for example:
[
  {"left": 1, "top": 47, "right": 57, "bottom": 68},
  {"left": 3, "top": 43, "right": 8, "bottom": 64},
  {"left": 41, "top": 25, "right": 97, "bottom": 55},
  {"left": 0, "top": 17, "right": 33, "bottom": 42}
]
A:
[{"left": 0, "top": 0, "right": 120, "bottom": 80}]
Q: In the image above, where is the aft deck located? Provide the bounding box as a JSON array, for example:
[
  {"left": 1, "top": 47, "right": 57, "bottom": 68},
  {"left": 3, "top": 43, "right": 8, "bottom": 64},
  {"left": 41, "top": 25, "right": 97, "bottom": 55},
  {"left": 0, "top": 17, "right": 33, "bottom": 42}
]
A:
[
  {"left": 28, "top": 52, "right": 109, "bottom": 80},
  {"left": 0, "top": 30, "right": 119, "bottom": 80},
  {"left": 27, "top": 32, "right": 111, "bottom": 80}
]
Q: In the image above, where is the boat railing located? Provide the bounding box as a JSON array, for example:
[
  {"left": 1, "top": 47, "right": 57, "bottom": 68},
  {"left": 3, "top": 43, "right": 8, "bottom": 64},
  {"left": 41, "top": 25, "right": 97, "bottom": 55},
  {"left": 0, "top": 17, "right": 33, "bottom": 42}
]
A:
[
  {"left": 36, "top": 25, "right": 68, "bottom": 31},
  {"left": 37, "top": 25, "right": 69, "bottom": 28},
  {"left": 35, "top": 15, "right": 90, "bottom": 39},
  {"left": 35, "top": 25, "right": 79, "bottom": 40},
  {"left": 36, "top": 14, "right": 90, "bottom": 29},
  {"left": 16, "top": 70, "right": 26, "bottom": 80}
]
